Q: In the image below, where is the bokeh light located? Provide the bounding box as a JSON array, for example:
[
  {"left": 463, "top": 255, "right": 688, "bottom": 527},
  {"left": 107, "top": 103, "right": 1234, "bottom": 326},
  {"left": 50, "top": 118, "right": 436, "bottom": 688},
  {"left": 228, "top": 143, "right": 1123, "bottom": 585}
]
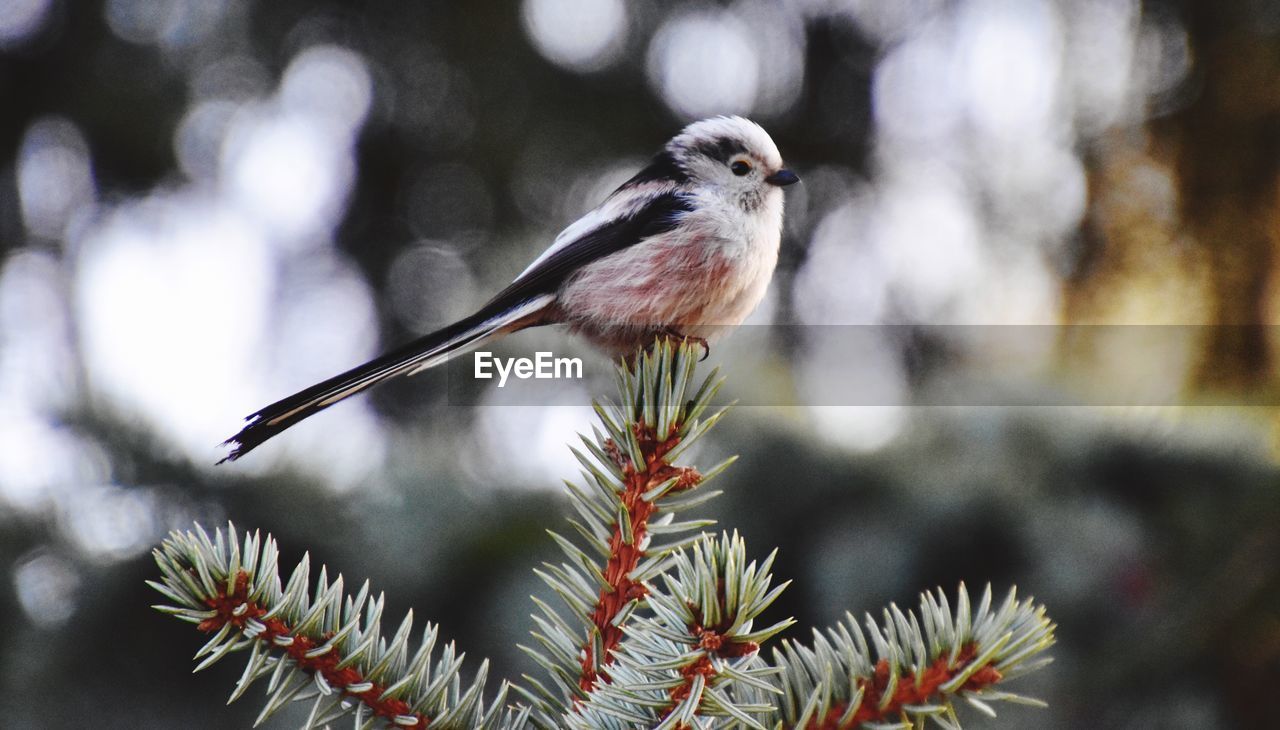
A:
[
  {"left": 13, "top": 550, "right": 80, "bottom": 628},
  {"left": 957, "top": 0, "right": 1061, "bottom": 141},
  {"left": 471, "top": 402, "right": 598, "bottom": 492},
  {"left": 104, "top": 0, "right": 230, "bottom": 50},
  {"left": 0, "top": 250, "right": 77, "bottom": 413},
  {"left": 0, "top": 0, "right": 52, "bottom": 48},
  {"left": 222, "top": 110, "right": 354, "bottom": 242},
  {"left": 75, "top": 196, "right": 273, "bottom": 458},
  {"left": 17, "top": 117, "right": 95, "bottom": 241},
  {"left": 521, "top": 0, "right": 628, "bottom": 73},
  {"left": 0, "top": 413, "right": 104, "bottom": 514},
  {"left": 647, "top": 9, "right": 759, "bottom": 119},
  {"left": 58, "top": 483, "right": 164, "bottom": 563},
  {"left": 387, "top": 242, "right": 478, "bottom": 334},
  {"left": 222, "top": 46, "right": 370, "bottom": 243},
  {"left": 842, "top": 0, "right": 947, "bottom": 44}
]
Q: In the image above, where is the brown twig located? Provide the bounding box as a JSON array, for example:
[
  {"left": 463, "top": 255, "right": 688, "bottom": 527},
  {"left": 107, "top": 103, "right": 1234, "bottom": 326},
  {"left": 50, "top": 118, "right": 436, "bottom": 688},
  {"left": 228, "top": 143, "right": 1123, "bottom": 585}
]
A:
[
  {"left": 802, "top": 643, "right": 1003, "bottom": 729},
  {"left": 199, "top": 572, "right": 429, "bottom": 728},
  {"left": 577, "top": 423, "right": 702, "bottom": 694}
]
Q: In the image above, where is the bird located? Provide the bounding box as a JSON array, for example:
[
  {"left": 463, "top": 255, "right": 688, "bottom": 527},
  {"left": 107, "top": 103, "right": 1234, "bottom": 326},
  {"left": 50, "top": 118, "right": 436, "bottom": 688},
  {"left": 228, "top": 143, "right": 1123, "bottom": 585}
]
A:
[{"left": 221, "top": 116, "right": 799, "bottom": 462}]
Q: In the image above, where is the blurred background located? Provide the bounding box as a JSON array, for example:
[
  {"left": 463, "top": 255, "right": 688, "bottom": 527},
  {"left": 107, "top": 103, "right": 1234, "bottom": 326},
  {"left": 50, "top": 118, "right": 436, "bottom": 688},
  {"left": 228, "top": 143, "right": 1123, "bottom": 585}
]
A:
[{"left": 2, "top": 0, "right": 1279, "bottom": 728}]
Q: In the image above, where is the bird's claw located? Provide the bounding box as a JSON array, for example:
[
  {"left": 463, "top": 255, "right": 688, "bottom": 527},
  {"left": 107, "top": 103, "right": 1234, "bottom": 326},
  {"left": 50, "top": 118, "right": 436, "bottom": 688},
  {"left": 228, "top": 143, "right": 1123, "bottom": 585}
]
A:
[
  {"left": 694, "top": 337, "right": 709, "bottom": 361},
  {"left": 660, "top": 329, "right": 710, "bottom": 361}
]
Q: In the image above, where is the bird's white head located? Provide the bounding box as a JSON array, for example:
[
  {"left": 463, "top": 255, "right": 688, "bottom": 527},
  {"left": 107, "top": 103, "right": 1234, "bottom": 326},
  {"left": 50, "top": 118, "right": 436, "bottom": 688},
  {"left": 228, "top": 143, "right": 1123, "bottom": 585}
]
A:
[{"left": 667, "top": 116, "right": 799, "bottom": 212}]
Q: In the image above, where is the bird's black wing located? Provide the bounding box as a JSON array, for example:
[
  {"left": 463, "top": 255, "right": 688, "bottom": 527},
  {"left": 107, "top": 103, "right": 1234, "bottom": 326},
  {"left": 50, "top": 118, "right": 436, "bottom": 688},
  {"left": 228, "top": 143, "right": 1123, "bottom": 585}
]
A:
[{"left": 480, "top": 190, "right": 695, "bottom": 314}]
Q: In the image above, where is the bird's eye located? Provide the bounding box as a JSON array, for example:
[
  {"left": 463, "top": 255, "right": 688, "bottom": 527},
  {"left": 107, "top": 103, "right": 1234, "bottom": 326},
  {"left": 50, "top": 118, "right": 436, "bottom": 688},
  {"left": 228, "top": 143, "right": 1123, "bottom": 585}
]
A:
[{"left": 730, "top": 160, "right": 752, "bottom": 176}]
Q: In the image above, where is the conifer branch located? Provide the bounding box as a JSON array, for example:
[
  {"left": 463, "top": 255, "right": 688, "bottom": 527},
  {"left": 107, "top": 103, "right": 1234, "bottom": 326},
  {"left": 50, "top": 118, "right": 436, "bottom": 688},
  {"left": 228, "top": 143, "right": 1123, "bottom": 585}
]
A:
[
  {"left": 149, "top": 341, "right": 1057, "bottom": 729},
  {"left": 149, "top": 524, "right": 517, "bottom": 729},
  {"left": 518, "top": 339, "right": 734, "bottom": 726},
  {"left": 768, "top": 584, "right": 1056, "bottom": 729},
  {"left": 570, "top": 530, "right": 794, "bottom": 730}
]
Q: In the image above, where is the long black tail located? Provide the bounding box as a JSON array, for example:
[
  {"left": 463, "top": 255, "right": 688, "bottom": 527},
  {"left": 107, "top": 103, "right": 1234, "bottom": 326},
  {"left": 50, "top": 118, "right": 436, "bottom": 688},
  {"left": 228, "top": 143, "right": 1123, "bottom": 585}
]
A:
[{"left": 220, "top": 295, "right": 553, "bottom": 462}]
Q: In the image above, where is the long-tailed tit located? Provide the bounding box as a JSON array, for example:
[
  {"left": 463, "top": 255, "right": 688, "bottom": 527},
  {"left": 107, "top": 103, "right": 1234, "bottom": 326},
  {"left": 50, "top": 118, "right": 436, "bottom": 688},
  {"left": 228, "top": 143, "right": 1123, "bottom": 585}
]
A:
[{"left": 222, "top": 116, "right": 799, "bottom": 461}]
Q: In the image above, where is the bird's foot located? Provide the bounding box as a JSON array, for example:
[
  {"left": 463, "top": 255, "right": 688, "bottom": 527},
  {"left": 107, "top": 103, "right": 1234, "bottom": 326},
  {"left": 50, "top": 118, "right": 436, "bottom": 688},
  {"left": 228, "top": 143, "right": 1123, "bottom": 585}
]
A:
[
  {"left": 602, "top": 438, "right": 632, "bottom": 473},
  {"left": 658, "top": 329, "right": 710, "bottom": 361}
]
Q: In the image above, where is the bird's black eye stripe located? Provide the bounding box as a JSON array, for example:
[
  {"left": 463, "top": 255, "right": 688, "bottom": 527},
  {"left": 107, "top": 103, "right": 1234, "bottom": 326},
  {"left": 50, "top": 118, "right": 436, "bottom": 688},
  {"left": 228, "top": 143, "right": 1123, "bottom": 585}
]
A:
[
  {"left": 731, "top": 160, "right": 751, "bottom": 176},
  {"left": 693, "top": 137, "right": 748, "bottom": 163}
]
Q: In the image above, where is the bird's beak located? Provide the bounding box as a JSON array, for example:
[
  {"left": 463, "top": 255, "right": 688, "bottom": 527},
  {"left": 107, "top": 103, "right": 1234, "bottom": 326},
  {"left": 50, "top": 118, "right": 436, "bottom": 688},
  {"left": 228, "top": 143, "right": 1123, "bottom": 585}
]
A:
[{"left": 765, "top": 168, "right": 800, "bottom": 187}]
